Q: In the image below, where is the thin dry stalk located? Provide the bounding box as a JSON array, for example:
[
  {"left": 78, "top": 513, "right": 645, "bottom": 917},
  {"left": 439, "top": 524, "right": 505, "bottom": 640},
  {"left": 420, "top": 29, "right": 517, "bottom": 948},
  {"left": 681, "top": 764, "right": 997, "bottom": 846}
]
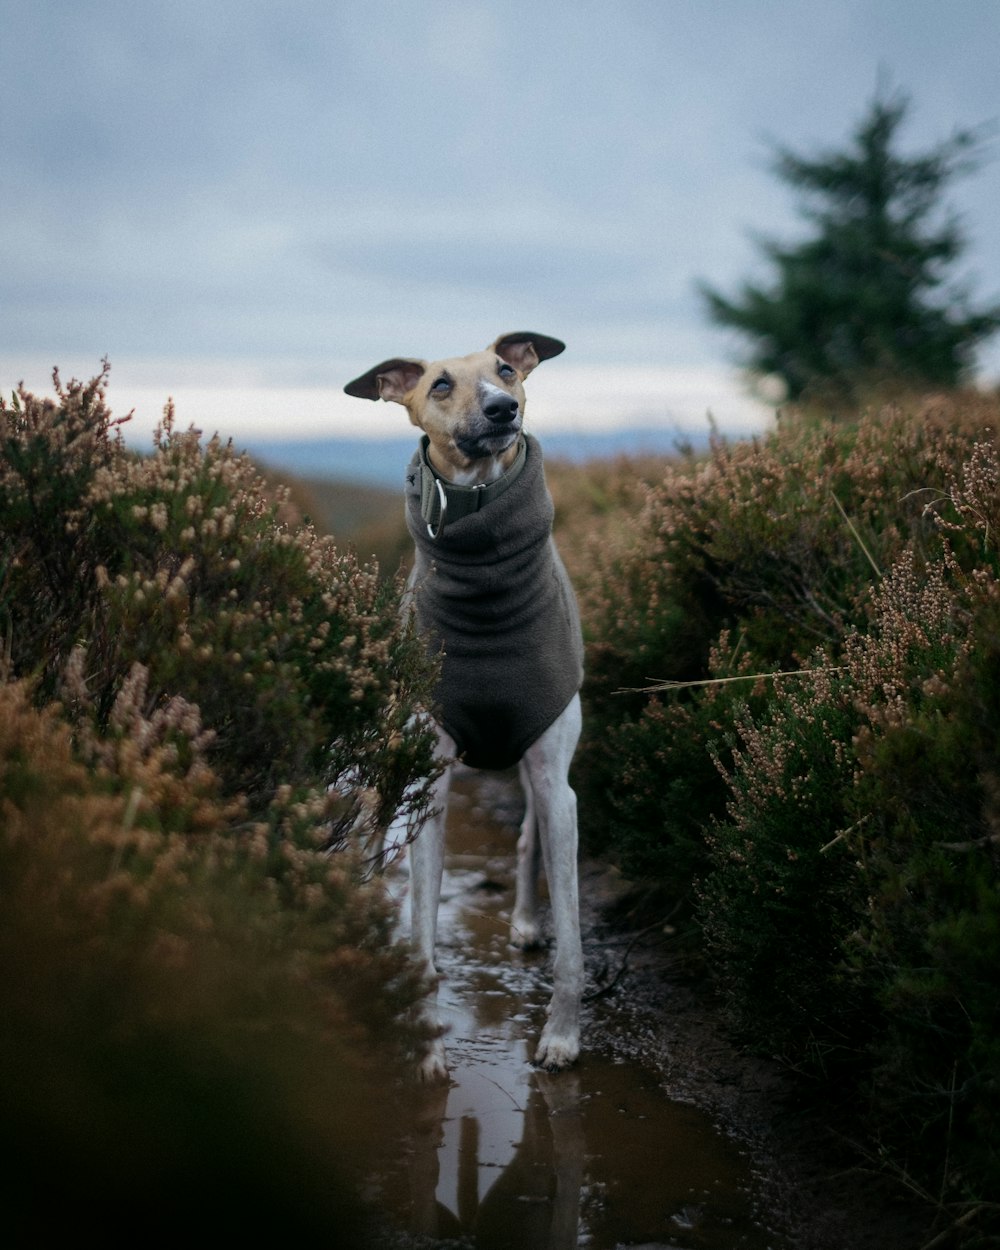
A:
[
  {"left": 625, "top": 666, "right": 844, "bottom": 696},
  {"left": 831, "top": 490, "right": 882, "bottom": 578}
]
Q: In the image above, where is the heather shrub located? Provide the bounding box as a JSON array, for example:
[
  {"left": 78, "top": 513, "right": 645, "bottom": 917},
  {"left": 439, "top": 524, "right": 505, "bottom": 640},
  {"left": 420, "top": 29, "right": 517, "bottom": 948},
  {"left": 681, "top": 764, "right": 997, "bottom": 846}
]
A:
[
  {"left": 699, "top": 663, "right": 862, "bottom": 1056},
  {"left": 544, "top": 452, "right": 667, "bottom": 586},
  {"left": 702, "top": 542, "right": 976, "bottom": 1044},
  {"left": 576, "top": 399, "right": 996, "bottom": 863},
  {"left": 597, "top": 630, "right": 769, "bottom": 901},
  {"left": 0, "top": 680, "right": 423, "bottom": 1239},
  {"left": 706, "top": 521, "right": 1000, "bottom": 1204},
  {"left": 576, "top": 394, "right": 1000, "bottom": 1213},
  {"left": 0, "top": 365, "right": 442, "bottom": 1233},
  {"left": 847, "top": 554, "right": 1000, "bottom": 1201},
  {"left": 0, "top": 364, "right": 440, "bottom": 833}
]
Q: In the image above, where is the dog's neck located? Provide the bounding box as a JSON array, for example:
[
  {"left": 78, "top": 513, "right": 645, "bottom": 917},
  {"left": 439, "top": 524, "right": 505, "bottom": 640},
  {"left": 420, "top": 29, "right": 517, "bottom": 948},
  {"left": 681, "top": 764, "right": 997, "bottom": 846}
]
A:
[
  {"left": 412, "top": 435, "right": 528, "bottom": 539},
  {"left": 423, "top": 436, "right": 522, "bottom": 487}
]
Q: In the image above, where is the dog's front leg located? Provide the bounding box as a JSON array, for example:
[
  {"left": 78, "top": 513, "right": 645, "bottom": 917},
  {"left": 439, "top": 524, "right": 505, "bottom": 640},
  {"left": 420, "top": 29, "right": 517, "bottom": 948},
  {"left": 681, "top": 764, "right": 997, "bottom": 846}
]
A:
[
  {"left": 510, "top": 759, "right": 543, "bottom": 949},
  {"left": 409, "top": 724, "right": 454, "bottom": 1081},
  {"left": 522, "top": 694, "right": 584, "bottom": 1071}
]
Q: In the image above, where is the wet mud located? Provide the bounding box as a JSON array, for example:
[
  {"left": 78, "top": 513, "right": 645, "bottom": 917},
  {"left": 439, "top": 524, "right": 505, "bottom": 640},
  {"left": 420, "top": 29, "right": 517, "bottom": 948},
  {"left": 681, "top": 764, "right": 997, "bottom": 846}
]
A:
[{"left": 370, "top": 767, "right": 931, "bottom": 1250}]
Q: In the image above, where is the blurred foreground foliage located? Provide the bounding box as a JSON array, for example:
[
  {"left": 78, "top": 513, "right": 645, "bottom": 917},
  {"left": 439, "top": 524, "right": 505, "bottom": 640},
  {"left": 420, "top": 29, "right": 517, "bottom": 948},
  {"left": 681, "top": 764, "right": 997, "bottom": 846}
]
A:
[
  {"left": 572, "top": 389, "right": 1000, "bottom": 1234},
  {"left": 0, "top": 364, "right": 441, "bottom": 1241}
]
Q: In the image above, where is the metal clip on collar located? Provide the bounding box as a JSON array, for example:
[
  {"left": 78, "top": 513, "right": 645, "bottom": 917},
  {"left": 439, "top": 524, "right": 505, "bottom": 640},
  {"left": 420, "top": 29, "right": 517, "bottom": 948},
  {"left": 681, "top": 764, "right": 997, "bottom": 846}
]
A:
[{"left": 427, "top": 478, "right": 447, "bottom": 539}]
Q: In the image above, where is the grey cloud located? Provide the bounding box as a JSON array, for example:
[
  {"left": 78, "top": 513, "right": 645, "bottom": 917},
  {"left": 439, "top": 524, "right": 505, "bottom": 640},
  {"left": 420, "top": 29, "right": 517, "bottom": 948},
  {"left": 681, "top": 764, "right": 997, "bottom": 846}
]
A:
[{"left": 3, "top": 0, "right": 999, "bottom": 379}]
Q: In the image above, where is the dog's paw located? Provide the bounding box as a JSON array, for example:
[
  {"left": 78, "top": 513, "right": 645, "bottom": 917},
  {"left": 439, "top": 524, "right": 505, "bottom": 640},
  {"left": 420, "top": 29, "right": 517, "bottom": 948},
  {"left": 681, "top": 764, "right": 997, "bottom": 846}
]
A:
[
  {"left": 417, "top": 1041, "right": 450, "bottom": 1083},
  {"left": 509, "top": 914, "right": 544, "bottom": 950},
  {"left": 533, "top": 1026, "right": 580, "bottom": 1072}
]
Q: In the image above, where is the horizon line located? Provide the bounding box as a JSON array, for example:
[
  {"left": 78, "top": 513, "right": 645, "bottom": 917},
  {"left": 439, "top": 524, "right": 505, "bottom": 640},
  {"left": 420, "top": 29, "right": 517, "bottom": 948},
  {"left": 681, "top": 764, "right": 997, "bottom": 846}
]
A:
[{"left": 1, "top": 354, "right": 774, "bottom": 446}]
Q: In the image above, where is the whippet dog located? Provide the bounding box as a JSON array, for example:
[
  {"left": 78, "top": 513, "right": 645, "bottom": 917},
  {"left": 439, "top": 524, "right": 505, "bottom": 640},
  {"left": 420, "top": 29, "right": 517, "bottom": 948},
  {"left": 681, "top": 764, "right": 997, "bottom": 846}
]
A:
[{"left": 345, "top": 333, "right": 584, "bottom": 1079}]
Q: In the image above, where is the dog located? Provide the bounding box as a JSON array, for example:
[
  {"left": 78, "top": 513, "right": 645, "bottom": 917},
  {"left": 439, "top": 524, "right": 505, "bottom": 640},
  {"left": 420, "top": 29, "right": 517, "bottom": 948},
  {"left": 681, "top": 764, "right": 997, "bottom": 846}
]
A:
[{"left": 344, "top": 332, "right": 584, "bottom": 1079}]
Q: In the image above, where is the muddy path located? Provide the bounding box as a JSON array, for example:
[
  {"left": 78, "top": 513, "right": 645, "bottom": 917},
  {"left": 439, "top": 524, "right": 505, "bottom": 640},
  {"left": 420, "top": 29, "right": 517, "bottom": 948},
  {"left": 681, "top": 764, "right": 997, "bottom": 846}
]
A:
[{"left": 369, "top": 766, "right": 932, "bottom": 1250}]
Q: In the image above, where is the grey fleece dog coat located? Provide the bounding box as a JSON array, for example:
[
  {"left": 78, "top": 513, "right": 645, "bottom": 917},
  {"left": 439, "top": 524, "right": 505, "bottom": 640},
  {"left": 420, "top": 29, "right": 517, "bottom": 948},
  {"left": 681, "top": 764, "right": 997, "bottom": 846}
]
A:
[{"left": 405, "top": 433, "right": 584, "bottom": 771}]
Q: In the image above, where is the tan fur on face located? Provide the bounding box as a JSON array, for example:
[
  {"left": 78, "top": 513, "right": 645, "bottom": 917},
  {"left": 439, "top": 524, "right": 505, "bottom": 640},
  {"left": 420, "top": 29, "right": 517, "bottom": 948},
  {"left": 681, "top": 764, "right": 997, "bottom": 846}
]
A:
[
  {"left": 406, "top": 348, "right": 527, "bottom": 482},
  {"left": 344, "top": 332, "right": 565, "bottom": 486}
]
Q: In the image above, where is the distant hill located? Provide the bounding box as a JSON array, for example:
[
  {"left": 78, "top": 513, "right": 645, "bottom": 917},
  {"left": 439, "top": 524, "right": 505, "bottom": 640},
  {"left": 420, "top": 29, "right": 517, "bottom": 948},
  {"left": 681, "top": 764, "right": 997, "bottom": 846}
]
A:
[{"left": 244, "top": 426, "right": 714, "bottom": 490}]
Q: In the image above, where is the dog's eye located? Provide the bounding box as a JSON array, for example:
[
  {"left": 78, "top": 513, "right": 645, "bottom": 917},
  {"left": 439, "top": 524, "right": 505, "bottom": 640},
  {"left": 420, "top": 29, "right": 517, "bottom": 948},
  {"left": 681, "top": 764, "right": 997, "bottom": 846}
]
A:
[
  {"left": 498, "top": 364, "right": 516, "bottom": 381},
  {"left": 430, "top": 376, "right": 452, "bottom": 395}
]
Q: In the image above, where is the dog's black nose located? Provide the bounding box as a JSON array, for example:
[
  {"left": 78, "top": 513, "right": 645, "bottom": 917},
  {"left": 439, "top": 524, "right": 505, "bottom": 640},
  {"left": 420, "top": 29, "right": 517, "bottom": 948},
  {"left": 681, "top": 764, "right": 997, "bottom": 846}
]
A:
[{"left": 482, "top": 393, "right": 520, "bottom": 424}]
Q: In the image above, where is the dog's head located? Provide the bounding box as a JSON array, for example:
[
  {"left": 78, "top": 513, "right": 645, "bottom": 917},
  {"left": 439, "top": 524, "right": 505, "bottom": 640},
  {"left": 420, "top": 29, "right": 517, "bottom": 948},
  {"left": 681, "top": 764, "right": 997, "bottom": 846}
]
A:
[{"left": 344, "top": 332, "right": 564, "bottom": 481}]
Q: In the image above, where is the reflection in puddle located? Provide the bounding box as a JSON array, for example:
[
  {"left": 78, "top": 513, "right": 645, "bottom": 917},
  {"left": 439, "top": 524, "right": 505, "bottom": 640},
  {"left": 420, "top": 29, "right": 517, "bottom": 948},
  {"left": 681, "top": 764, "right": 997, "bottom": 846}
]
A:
[{"left": 377, "top": 771, "right": 772, "bottom": 1249}]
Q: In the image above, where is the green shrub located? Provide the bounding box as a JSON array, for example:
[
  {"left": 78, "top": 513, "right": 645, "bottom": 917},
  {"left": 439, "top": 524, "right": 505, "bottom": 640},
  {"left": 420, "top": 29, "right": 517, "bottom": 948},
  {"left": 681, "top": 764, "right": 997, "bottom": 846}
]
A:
[
  {"left": 699, "top": 665, "right": 863, "bottom": 1060},
  {"left": 845, "top": 548, "right": 1000, "bottom": 1202},
  {"left": 597, "top": 630, "right": 769, "bottom": 902},
  {"left": 576, "top": 398, "right": 996, "bottom": 861},
  {"left": 706, "top": 527, "right": 1000, "bottom": 1204},
  {"left": 575, "top": 392, "right": 1000, "bottom": 1216}
]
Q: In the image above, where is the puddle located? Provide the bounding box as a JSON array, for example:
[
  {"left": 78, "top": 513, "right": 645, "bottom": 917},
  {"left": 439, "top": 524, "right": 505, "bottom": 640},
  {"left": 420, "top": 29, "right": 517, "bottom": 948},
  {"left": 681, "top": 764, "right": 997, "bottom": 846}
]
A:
[{"left": 374, "top": 769, "right": 774, "bottom": 1250}]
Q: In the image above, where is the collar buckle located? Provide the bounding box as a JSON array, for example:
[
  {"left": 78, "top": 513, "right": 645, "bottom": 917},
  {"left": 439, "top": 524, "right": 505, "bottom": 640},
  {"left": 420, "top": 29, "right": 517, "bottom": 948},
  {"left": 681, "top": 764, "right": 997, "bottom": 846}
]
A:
[
  {"left": 417, "top": 436, "right": 527, "bottom": 540},
  {"left": 426, "top": 478, "right": 448, "bottom": 539}
]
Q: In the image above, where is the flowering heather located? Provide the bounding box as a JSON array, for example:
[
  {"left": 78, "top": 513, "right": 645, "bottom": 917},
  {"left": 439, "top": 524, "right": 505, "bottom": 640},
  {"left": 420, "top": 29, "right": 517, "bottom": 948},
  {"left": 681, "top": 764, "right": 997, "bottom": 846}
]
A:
[
  {"left": 569, "top": 390, "right": 1000, "bottom": 1213},
  {"left": 0, "top": 679, "right": 425, "bottom": 1237},
  {"left": 0, "top": 364, "right": 442, "bottom": 1231},
  {"left": 573, "top": 397, "right": 998, "bottom": 847},
  {"left": 0, "top": 362, "right": 440, "bottom": 836}
]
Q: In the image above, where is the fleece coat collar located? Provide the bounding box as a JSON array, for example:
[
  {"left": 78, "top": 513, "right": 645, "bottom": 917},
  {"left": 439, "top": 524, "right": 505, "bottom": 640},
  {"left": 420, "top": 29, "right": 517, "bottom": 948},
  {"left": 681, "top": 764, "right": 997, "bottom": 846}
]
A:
[
  {"left": 405, "top": 433, "right": 584, "bottom": 770},
  {"left": 412, "top": 434, "right": 527, "bottom": 536}
]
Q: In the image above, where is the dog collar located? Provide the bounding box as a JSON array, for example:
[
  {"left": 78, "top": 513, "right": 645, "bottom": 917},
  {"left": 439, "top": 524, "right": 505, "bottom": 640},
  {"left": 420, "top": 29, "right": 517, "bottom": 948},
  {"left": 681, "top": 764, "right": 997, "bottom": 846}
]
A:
[{"left": 413, "top": 435, "right": 528, "bottom": 539}]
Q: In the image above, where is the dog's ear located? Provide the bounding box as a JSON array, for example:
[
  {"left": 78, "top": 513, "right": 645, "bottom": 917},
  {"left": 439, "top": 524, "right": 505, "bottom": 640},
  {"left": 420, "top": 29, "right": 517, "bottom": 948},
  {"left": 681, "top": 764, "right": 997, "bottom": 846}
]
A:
[
  {"left": 490, "top": 332, "right": 565, "bottom": 378},
  {"left": 344, "top": 358, "right": 427, "bottom": 404}
]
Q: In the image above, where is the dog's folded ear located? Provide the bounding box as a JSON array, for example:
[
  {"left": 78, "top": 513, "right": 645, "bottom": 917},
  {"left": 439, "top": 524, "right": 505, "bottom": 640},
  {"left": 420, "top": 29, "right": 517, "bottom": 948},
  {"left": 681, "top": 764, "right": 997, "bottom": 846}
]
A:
[
  {"left": 490, "top": 332, "right": 565, "bottom": 378},
  {"left": 344, "top": 358, "right": 427, "bottom": 403}
]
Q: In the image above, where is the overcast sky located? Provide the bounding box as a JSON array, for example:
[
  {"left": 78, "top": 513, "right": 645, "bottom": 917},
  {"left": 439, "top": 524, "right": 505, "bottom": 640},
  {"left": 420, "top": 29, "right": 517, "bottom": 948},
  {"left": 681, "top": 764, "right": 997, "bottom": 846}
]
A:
[{"left": 2, "top": 0, "right": 999, "bottom": 446}]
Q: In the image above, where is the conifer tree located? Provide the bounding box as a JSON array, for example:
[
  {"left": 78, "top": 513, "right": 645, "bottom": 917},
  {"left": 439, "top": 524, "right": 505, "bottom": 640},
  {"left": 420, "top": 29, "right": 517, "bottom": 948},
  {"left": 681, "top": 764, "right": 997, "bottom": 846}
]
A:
[{"left": 701, "top": 92, "right": 1000, "bottom": 403}]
